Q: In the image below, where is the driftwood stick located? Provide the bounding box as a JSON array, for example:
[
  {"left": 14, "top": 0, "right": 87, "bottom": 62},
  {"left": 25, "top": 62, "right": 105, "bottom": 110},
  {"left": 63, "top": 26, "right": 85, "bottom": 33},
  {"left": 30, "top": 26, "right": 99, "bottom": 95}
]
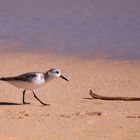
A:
[{"left": 89, "top": 90, "right": 140, "bottom": 101}]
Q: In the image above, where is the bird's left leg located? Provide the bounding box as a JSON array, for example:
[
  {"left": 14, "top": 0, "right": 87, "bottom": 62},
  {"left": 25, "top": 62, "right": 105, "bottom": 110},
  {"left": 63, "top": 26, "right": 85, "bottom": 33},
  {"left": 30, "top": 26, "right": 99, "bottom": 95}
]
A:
[{"left": 22, "top": 90, "right": 30, "bottom": 104}]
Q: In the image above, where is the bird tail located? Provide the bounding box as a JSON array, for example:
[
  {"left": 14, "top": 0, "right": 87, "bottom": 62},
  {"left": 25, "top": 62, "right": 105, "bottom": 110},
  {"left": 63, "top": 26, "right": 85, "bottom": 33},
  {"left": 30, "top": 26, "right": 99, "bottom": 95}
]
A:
[
  {"left": 0, "top": 77, "right": 4, "bottom": 81},
  {"left": 0, "top": 77, "right": 11, "bottom": 81}
]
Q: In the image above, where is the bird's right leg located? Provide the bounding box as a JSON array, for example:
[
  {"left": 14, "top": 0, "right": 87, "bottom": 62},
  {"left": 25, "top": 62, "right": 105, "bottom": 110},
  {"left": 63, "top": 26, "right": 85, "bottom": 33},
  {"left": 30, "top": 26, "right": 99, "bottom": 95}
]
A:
[
  {"left": 22, "top": 90, "right": 30, "bottom": 104},
  {"left": 32, "top": 90, "right": 50, "bottom": 106}
]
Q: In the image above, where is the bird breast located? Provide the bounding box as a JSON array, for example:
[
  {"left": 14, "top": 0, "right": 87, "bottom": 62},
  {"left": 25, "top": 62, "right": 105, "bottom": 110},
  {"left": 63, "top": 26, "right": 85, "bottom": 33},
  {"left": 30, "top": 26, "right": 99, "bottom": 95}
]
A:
[{"left": 33, "top": 73, "right": 45, "bottom": 85}]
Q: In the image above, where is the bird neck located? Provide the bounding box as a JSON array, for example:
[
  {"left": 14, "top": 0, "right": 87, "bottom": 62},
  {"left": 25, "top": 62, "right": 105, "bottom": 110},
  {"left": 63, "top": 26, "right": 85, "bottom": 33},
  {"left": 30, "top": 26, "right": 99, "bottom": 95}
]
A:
[
  {"left": 44, "top": 72, "right": 49, "bottom": 80},
  {"left": 44, "top": 71, "right": 54, "bottom": 81}
]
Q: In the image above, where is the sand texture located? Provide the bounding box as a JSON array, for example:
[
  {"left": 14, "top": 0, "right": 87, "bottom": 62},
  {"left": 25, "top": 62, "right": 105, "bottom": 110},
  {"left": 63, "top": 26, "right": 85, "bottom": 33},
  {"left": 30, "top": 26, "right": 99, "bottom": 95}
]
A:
[{"left": 0, "top": 53, "right": 140, "bottom": 140}]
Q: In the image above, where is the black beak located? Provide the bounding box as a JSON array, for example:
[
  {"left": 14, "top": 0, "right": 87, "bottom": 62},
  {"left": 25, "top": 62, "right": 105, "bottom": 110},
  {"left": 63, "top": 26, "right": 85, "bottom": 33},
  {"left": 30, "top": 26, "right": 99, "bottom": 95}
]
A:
[{"left": 60, "top": 75, "right": 68, "bottom": 81}]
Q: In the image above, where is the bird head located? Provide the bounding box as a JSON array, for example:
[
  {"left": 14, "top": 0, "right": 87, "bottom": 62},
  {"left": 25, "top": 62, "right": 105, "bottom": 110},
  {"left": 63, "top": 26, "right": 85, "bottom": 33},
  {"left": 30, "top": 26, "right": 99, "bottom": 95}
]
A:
[{"left": 47, "top": 69, "right": 68, "bottom": 81}]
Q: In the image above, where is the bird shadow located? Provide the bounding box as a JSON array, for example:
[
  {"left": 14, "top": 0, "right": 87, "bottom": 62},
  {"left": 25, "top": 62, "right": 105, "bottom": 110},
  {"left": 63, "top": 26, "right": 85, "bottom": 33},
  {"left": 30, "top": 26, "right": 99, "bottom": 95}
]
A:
[{"left": 0, "top": 102, "right": 22, "bottom": 106}]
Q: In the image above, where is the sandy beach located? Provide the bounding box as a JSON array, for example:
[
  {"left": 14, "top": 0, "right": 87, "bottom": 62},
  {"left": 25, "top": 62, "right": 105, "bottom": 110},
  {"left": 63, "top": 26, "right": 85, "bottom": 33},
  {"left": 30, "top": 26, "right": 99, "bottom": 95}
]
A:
[
  {"left": 0, "top": 52, "right": 139, "bottom": 140},
  {"left": 0, "top": 0, "right": 140, "bottom": 139}
]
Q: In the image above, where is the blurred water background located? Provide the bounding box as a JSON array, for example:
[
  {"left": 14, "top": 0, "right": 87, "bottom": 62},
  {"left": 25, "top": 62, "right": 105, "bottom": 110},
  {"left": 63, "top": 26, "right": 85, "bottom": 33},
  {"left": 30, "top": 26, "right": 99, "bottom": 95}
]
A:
[{"left": 0, "top": 0, "right": 140, "bottom": 59}]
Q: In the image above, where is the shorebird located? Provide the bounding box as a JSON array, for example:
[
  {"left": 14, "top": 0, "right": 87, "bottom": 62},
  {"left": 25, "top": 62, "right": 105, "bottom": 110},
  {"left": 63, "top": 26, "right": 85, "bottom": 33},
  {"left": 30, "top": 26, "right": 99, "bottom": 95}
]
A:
[{"left": 0, "top": 69, "right": 68, "bottom": 105}]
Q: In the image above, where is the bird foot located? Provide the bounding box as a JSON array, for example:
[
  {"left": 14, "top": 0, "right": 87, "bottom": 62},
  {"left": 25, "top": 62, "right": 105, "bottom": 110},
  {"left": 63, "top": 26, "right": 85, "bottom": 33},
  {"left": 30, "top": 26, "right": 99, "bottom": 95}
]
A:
[
  {"left": 23, "top": 102, "right": 30, "bottom": 105},
  {"left": 42, "top": 103, "right": 50, "bottom": 106}
]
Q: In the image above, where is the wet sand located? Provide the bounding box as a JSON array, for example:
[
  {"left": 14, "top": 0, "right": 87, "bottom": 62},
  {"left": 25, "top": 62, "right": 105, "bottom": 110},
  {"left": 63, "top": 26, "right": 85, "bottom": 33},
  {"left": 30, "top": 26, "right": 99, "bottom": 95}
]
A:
[{"left": 0, "top": 52, "right": 140, "bottom": 140}]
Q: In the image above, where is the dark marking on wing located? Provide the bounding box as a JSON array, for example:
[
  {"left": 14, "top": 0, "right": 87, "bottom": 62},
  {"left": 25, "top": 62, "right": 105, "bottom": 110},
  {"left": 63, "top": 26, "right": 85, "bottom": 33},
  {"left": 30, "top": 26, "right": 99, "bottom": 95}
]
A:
[{"left": 0, "top": 72, "right": 39, "bottom": 82}]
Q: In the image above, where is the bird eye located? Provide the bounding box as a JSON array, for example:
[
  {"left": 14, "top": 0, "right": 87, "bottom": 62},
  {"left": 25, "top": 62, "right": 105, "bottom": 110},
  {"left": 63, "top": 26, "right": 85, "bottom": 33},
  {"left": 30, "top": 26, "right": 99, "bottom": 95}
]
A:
[{"left": 56, "top": 71, "right": 59, "bottom": 74}]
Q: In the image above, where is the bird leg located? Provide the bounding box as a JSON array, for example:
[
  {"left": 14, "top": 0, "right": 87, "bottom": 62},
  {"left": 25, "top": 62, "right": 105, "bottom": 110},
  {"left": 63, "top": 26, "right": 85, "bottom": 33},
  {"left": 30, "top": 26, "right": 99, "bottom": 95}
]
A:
[
  {"left": 22, "top": 90, "right": 30, "bottom": 104},
  {"left": 32, "top": 90, "right": 50, "bottom": 106}
]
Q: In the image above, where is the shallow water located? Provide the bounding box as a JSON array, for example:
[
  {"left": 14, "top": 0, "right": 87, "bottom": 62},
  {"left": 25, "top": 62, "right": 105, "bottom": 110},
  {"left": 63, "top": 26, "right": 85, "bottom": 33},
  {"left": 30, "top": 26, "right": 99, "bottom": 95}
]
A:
[{"left": 0, "top": 0, "right": 140, "bottom": 59}]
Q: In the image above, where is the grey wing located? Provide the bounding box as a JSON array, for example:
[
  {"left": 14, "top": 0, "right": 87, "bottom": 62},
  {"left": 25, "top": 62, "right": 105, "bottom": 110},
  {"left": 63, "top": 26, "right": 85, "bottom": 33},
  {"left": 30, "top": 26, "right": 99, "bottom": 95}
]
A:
[
  {"left": 15, "top": 72, "right": 38, "bottom": 82},
  {"left": 0, "top": 72, "right": 38, "bottom": 82}
]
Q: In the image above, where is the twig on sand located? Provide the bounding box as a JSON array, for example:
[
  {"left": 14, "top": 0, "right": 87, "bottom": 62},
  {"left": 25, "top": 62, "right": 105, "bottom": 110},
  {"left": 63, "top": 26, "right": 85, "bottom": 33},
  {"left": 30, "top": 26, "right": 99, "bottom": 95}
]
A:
[{"left": 89, "top": 90, "right": 140, "bottom": 101}]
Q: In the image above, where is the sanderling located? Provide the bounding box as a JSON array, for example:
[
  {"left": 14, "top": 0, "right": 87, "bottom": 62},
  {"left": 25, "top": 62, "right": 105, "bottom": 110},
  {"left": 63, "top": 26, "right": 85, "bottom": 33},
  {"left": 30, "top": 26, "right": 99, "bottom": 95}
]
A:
[{"left": 0, "top": 69, "right": 68, "bottom": 105}]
